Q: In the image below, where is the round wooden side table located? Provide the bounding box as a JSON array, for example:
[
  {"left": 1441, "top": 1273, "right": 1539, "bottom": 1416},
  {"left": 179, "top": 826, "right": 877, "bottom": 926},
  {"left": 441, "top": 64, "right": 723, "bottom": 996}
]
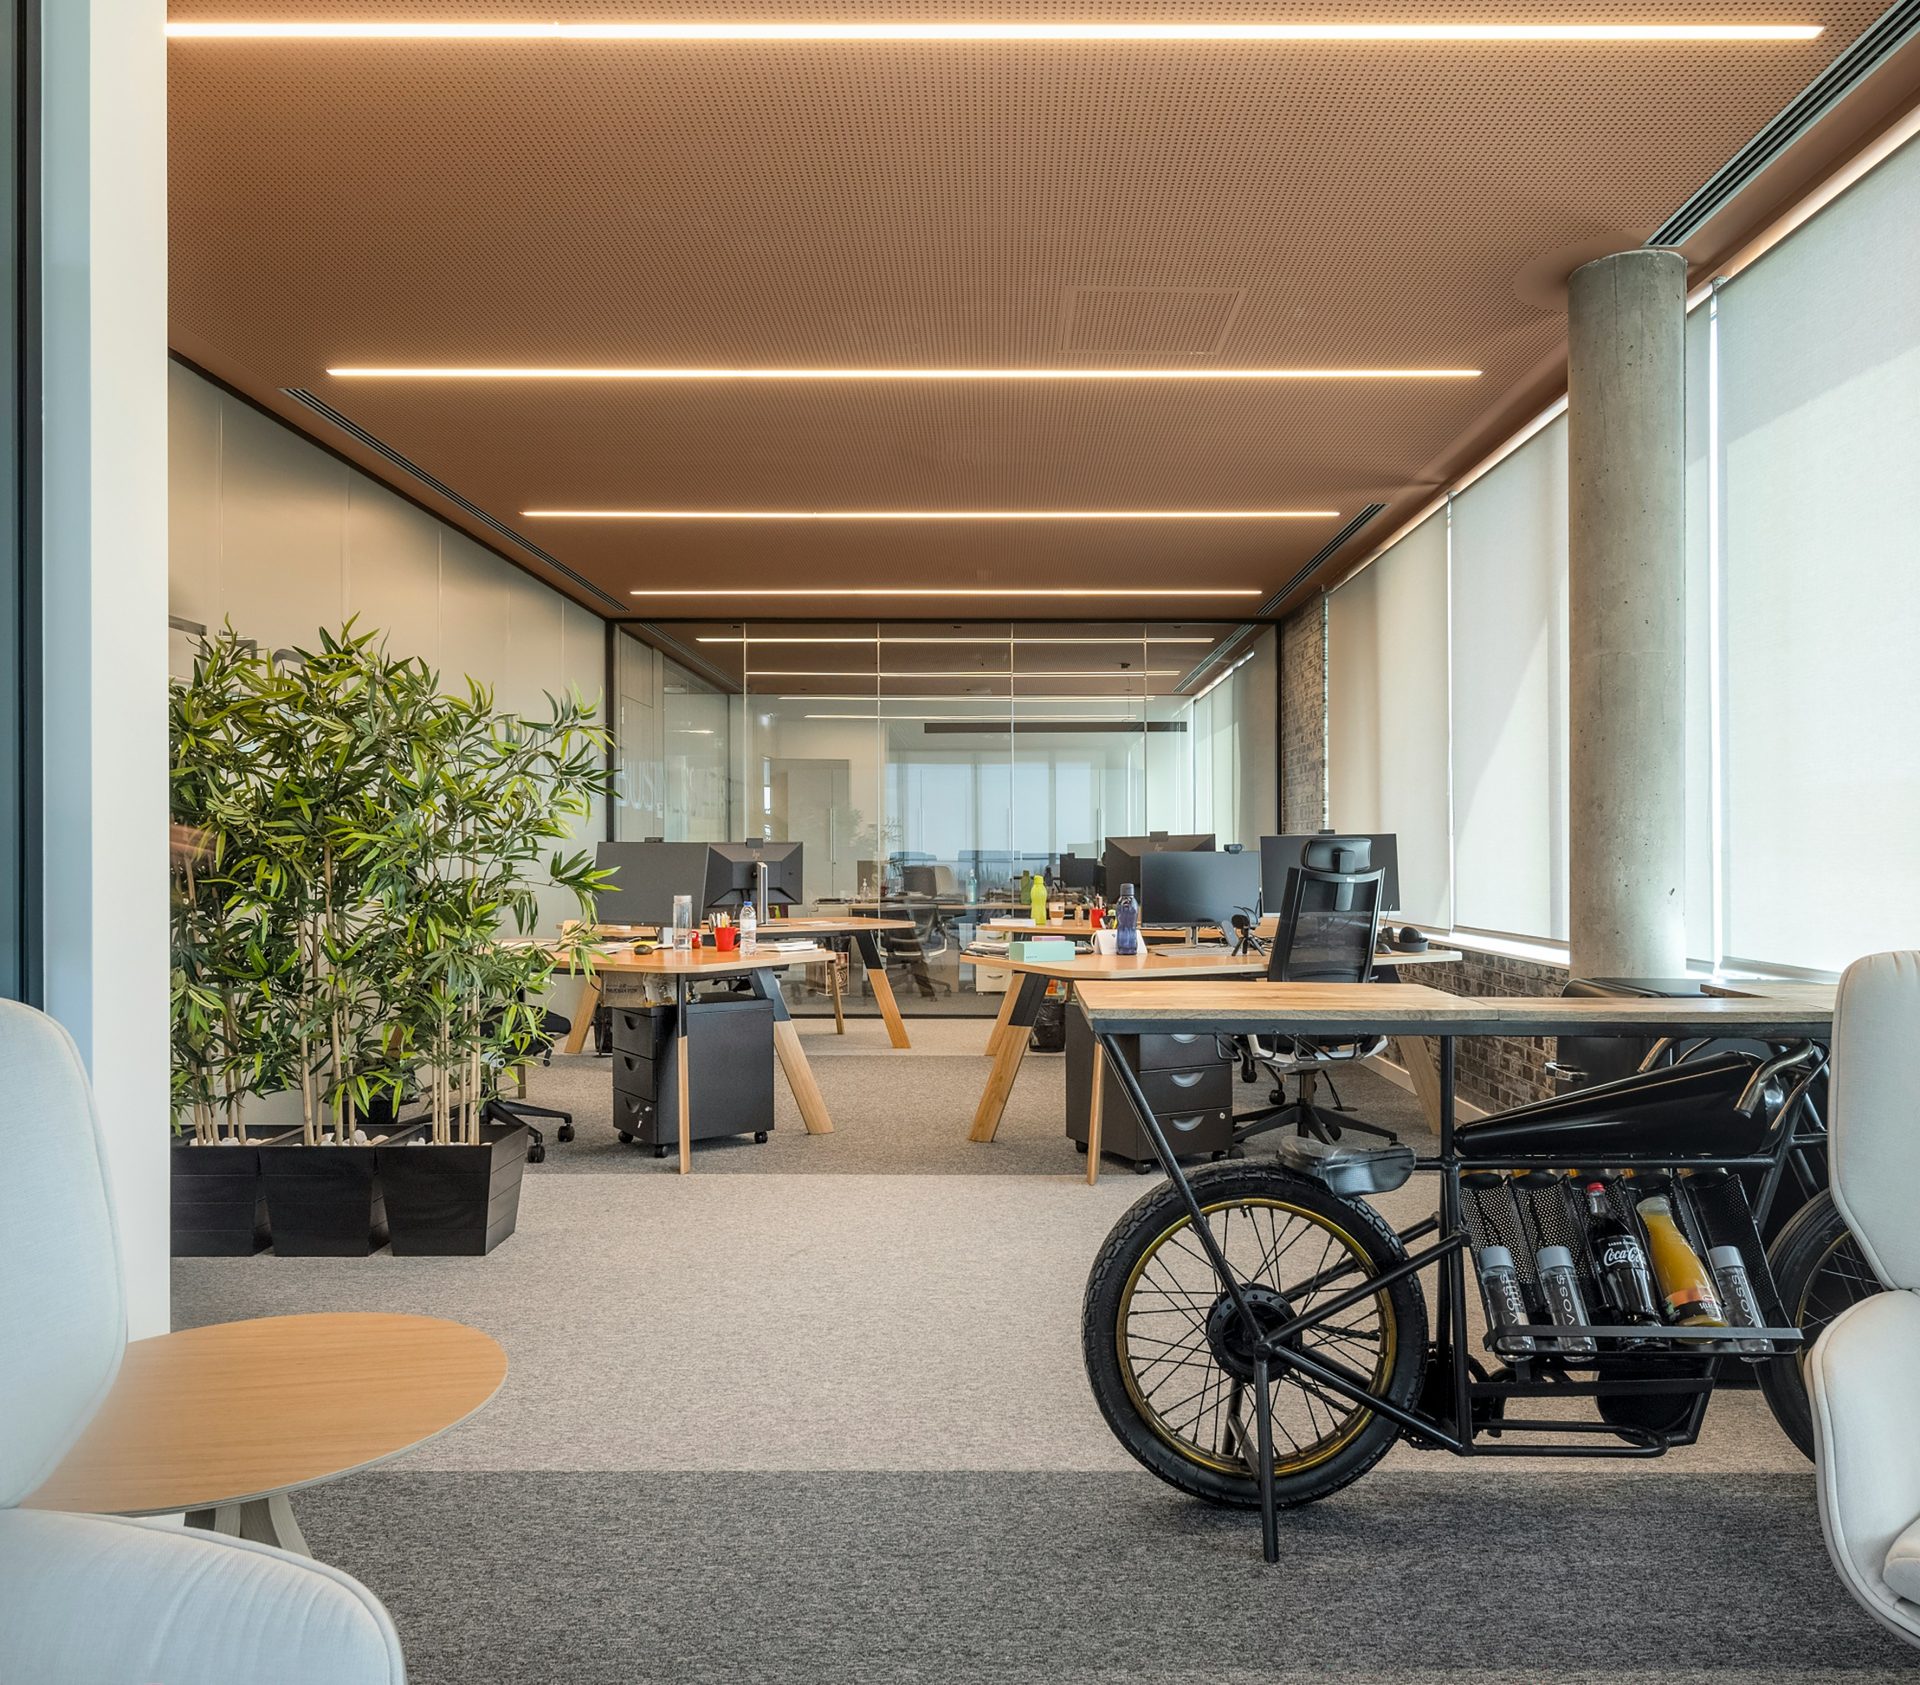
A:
[{"left": 22, "top": 1311, "right": 507, "bottom": 1557}]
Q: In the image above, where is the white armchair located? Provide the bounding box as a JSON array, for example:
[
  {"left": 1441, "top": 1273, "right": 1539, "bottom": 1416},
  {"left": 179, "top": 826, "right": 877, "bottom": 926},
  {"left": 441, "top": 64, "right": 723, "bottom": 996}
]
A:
[
  {"left": 0, "top": 1000, "right": 406, "bottom": 1685},
  {"left": 1806, "top": 950, "right": 1920, "bottom": 1648}
]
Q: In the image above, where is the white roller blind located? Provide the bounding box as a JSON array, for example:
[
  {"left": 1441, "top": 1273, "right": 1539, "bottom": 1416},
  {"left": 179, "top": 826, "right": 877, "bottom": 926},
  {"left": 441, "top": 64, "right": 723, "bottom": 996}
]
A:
[
  {"left": 1326, "top": 512, "right": 1451, "bottom": 924},
  {"left": 1717, "top": 135, "right": 1920, "bottom": 973},
  {"left": 1448, "top": 415, "right": 1570, "bottom": 940},
  {"left": 1683, "top": 302, "right": 1714, "bottom": 965}
]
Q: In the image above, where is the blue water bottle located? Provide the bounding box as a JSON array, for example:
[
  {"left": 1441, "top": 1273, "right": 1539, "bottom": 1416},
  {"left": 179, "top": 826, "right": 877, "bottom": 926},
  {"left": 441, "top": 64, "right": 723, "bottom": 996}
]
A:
[{"left": 1114, "top": 882, "right": 1140, "bottom": 956}]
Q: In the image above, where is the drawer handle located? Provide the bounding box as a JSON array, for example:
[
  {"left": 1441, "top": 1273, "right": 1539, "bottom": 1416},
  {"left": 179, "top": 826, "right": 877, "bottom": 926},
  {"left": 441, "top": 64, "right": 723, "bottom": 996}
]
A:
[
  {"left": 1170, "top": 1034, "right": 1200, "bottom": 1045},
  {"left": 1169, "top": 1071, "right": 1206, "bottom": 1089},
  {"left": 1167, "top": 1112, "right": 1207, "bottom": 1133}
]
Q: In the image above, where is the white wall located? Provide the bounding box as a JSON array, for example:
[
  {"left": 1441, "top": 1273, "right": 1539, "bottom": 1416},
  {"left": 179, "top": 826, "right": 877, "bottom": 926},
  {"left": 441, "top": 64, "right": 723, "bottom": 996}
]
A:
[
  {"left": 167, "top": 362, "right": 608, "bottom": 933},
  {"left": 41, "top": 0, "right": 171, "bottom": 1339}
]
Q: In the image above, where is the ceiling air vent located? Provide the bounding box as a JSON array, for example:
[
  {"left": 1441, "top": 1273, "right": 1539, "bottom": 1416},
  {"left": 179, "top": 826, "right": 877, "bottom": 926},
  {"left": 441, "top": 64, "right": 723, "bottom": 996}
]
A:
[
  {"left": 1259, "top": 504, "right": 1387, "bottom": 615},
  {"left": 1651, "top": 0, "right": 1920, "bottom": 246},
  {"left": 1058, "top": 286, "right": 1245, "bottom": 355},
  {"left": 280, "top": 388, "right": 627, "bottom": 613}
]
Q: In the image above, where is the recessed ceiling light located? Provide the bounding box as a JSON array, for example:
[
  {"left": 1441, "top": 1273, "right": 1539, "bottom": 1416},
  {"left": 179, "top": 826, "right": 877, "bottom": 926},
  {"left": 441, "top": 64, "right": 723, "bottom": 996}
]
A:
[
  {"left": 629, "top": 588, "right": 1261, "bottom": 597},
  {"left": 750, "top": 668, "right": 1182, "bottom": 678},
  {"left": 332, "top": 365, "right": 1479, "bottom": 381},
  {"left": 530, "top": 508, "right": 1334, "bottom": 521},
  {"left": 173, "top": 22, "right": 1822, "bottom": 42}
]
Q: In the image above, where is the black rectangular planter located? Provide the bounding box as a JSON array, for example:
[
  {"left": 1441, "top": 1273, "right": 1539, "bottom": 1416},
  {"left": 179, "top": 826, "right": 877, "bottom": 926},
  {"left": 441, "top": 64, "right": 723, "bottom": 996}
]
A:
[
  {"left": 378, "top": 1123, "right": 530, "bottom": 1256},
  {"left": 258, "top": 1133, "right": 411, "bottom": 1257},
  {"left": 171, "top": 1133, "right": 278, "bottom": 1256}
]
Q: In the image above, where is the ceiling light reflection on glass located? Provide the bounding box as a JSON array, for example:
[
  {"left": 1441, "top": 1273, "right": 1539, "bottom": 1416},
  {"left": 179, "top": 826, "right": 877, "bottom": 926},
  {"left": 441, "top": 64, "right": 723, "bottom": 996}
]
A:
[
  {"left": 332, "top": 365, "right": 1479, "bottom": 381},
  {"left": 531, "top": 508, "right": 1333, "bottom": 521}
]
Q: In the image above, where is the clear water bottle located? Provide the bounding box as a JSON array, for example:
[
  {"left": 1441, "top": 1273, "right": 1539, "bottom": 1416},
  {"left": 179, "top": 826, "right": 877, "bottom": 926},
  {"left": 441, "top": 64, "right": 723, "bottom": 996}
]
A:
[
  {"left": 1473, "top": 1244, "right": 1536, "bottom": 1355},
  {"left": 739, "top": 899, "right": 758, "bottom": 954},
  {"left": 1114, "top": 882, "right": 1140, "bottom": 956},
  {"left": 1534, "top": 1244, "right": 1597, "bottom": 1354},
  {"left": 964, "top": 868, "right": 978, "bottom": 906},
  {"left": 1708, "top": 1245, "right": 1772, "bottom": 1355}
]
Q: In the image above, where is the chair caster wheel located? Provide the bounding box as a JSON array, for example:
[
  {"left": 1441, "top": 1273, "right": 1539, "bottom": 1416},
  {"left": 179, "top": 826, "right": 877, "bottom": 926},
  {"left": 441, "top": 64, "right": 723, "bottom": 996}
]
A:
[
  {"left": 1074, "top": 1141, "right": 1088, "bottom": 1155},
  {"left": 557, "top": 1123, "right": 575, "bottom": 1143},
  {"left": 754, "top": 1131, "right": 769, "bottom": 1144},
  {"left": 1132, "top": 1160, "right": 1154, "bottom": 1175},
  {"left": 526, "top": 1143, "right": 546, "bottom": 1164},
  {"left": 1210, "top": 1150, "right": 1228, "bottom": 1160},
  {"left": 618, "top": 1131, "right": 633, "bottom": 1143},
  {"left": 653, "top": 1144, "right": 668, "bottom": 1159}
]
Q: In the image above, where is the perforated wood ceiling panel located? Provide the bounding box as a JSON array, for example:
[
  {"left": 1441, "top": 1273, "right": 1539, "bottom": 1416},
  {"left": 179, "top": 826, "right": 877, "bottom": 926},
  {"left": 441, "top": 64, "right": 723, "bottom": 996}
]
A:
[{"left": 167, "top": 0, "right": 1899, "bottom": 618}]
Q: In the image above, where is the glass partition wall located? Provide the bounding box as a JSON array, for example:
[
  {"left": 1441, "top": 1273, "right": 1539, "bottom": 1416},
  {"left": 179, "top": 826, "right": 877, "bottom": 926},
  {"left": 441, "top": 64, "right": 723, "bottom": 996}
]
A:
[{"left": 616, "top": 620, "right": 1276, "bottom": 1013}]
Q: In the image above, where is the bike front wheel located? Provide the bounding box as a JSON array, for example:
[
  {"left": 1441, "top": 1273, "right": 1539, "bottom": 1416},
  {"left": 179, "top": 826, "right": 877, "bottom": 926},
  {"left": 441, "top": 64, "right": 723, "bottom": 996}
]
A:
[{"left": 1082, "top": 1163, "right": 1428, "bottom": 1509}]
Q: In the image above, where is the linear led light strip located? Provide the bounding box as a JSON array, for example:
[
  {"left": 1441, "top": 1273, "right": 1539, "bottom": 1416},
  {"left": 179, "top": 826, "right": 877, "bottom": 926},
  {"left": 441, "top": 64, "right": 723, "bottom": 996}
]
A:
[
  {"left": 172, "top": 21, "right": 1822, "bottom": 41},
  {"left": 750, "top": 668, "right": 1182, "bottom": 678},
  {"left": 334, "top": 366, "right": 1479, "bottom": 380},
  {"left": 807, "top": 713, "right": 1140, "bottom": 721},
  {"left": 630, "top": 588, "right": 1261, "bottom": 597},
  {"left": 531, "top": 508, "right": 1334, "bottom": 520},
  {"left": 699, "top": 635, "right": 1216, "bottom": 644}
]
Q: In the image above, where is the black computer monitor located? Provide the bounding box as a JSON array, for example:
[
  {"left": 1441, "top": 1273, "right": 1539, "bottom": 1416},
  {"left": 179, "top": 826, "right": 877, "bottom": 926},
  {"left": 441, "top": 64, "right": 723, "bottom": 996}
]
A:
[
  {"left": 594, "top": 842, "right": 714, "bottom": 927},
  {"left": 1260, "top": 833, "right": 1401, "bottom": 914},
  {"left": 1057, "top": 852, "right": 1101, "bottom": 892},
  {"left": 704, "top": 841, "right": 804, "bottom": 913},
  {"left": 1101, "top": 832, "right": 1215, "bottom": 899},
  {"left": 1138, "top": 850, "right": 1262, "bottom": 935}
]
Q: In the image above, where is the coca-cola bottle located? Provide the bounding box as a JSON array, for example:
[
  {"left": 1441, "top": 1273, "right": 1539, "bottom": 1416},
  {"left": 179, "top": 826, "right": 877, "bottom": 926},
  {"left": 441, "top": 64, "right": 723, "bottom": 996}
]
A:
[{"left": 1583, "top": 1180, "right": 1661, "bottom": 1325}]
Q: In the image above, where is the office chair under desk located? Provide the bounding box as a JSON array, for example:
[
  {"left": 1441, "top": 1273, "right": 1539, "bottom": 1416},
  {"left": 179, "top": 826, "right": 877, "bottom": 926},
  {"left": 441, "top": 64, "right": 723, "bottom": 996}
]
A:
[
  {"left": 1232, "top": 861, "right": 1395, "bottom": 1150},
  {"left": 480, "top": 1006, "right": 573, "bottom": 1163}
]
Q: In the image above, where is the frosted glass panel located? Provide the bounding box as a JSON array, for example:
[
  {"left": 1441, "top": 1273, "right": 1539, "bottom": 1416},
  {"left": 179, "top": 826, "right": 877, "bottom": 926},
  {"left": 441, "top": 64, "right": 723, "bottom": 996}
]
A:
[
  {"left": 1449, "top": 416, "right": 1570, "bottom": 940},
  {"left": 1326, "top": 511, "right": 1450, "bottom": 924},
  {"left": 1717, "top": 135, "right": 1920, "bottom": 972}
]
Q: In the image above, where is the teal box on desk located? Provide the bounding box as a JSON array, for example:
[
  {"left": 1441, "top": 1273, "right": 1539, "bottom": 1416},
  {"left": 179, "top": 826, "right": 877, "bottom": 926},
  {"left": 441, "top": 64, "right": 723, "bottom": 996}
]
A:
[{"left": 1008, "top": 938, "right": 1076, "bottom": 964}]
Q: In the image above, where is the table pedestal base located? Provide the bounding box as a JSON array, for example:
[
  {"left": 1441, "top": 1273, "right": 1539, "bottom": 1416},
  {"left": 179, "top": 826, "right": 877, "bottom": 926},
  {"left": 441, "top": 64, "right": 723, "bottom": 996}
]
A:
[{"left": 187, "top": 1491, "right": 311, "bottom": 1557}]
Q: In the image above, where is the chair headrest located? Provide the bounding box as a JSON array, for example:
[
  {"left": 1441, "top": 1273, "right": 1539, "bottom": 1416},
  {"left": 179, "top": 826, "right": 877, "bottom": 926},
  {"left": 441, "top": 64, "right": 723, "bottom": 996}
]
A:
[
  {"left": 1831, "top": 951, "right": 1920, "bottom": 1292},
  {"left": 0, "top": 1002, "right": 126, "bottom": 1507}
]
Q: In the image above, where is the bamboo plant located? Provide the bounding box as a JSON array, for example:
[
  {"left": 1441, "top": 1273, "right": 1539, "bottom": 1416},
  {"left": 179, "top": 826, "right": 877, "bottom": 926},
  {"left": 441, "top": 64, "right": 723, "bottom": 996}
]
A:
[{"left": 169, "top": 623, "right": 611, "bottom": 1148}]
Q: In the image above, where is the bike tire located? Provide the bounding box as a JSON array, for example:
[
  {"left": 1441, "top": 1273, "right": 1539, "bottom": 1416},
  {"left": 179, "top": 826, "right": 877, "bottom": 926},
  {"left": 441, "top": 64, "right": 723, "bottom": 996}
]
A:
[
  {"left": 1759, "top": 1189, "right": 1879, "bottom": 1461},
  {"left": 1082, "top": 1162, "right": 1428, "bottom": 1510}
]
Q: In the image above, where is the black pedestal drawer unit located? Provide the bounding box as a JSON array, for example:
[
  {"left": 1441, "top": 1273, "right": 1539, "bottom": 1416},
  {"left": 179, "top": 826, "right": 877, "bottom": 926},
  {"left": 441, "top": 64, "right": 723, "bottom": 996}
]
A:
[
  {"left": 1064, "top": 1008, "right": 1234, "bottom": 1169},
  {"left": 609, "top": 996, "right": 776, "bottom": 1155}
]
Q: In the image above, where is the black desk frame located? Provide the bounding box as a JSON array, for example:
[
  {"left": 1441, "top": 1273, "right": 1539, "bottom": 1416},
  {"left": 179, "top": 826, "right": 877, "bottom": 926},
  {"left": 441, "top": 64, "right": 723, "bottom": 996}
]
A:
[{"left": 1082, "top": 996, "right": 1834, "bottom": 1564}]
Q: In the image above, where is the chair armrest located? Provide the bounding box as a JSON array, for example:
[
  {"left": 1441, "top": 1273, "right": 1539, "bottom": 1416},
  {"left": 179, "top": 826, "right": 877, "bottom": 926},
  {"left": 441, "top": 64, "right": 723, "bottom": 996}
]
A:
[{"left": 0, "top": 1509, "right": 405, "bottom": 1685}]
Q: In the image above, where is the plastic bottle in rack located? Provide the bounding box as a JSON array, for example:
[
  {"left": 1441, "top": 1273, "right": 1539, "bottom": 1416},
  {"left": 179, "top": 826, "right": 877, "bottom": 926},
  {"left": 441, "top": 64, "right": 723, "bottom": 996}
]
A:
[
  {"left": 739, "top": 900, "right": 758, "bottom": 954},
  {"left": 1534, "top": 1245, "right": 1598, "bottom": 1354},
  {"left": 1473, "top": 1245, "right": 1536, "bottom": 1355},
  {"left": 1583, "top": 1181, "right": 1661, "bottom": 1325},
  {"left": 1637, "top": 1196, "right": 1729, "bottom": 1327}
]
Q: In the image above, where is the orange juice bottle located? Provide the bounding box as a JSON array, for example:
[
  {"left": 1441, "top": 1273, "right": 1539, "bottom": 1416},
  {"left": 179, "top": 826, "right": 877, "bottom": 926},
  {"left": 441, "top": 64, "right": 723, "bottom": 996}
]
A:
[{"left": 1636, "top": 1195, "right": 1728, "bottom": 1326}]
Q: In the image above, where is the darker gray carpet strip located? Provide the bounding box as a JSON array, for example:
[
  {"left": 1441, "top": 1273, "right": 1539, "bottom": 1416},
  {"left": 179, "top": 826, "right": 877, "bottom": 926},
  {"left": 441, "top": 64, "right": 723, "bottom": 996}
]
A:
[{"left": 295, "top": 1469, "right": 1912, "bottom": 1684}]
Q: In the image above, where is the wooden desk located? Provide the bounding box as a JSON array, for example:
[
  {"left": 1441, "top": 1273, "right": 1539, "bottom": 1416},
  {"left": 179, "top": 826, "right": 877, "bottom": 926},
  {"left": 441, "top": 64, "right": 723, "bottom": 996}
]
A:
[
  {"left": 1072, "top": 976, "right": 1837, "bottom": 1176},
  {"left": 973, "top": 939, "right": 1461, "bottom": 1134},
  {"left": 969, "top": 950, "right": 1270, "bottom": 1179},
  {"left": 562, "top": 917, "right": 917, "bottom": 1052},
  {"left": 587, "top": 944, "right": 841, "bottom": 1172},
  {"left": 23, "top": 1312, "right": 505, "bottom": 1557}
]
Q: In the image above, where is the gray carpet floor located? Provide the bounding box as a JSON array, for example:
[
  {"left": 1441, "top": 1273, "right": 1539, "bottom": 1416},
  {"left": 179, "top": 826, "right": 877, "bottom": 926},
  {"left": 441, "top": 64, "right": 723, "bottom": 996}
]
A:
[{"left": 172, "top": 1032, "right": 1910, "bottom": 1684}]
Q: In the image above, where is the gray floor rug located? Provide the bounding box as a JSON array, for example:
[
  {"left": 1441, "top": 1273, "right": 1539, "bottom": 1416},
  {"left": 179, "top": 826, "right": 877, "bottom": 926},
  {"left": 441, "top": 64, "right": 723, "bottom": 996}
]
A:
[{"left": 296, "top": 1469, "right": 1915, "bottom": 1685}]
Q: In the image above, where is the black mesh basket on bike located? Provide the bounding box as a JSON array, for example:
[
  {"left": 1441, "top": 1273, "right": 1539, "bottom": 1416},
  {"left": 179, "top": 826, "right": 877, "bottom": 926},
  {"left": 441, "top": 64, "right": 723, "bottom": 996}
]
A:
[{"left": 1459, "top": 1166, "right": 1798, "bottom": 1362}]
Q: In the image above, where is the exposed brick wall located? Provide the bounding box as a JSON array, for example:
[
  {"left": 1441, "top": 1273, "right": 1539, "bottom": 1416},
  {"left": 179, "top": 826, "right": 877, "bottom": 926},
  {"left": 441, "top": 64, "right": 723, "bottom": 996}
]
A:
[
  {"left": 1408, "top": 947, "right": 1572, "bottom": 1113},
  {"left": 1278, "top": 597, "right": 1325, "bottom": 832}
]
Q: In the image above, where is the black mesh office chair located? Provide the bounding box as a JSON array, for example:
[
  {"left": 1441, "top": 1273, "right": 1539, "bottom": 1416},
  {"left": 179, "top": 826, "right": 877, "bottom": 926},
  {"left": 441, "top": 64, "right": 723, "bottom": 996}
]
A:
[
  {"left": 481, "top": 1006, "right": 573, "bottom": 1163},
  {"left": 1233, "top": 856, "right": 1393, "bottom": 1148}
]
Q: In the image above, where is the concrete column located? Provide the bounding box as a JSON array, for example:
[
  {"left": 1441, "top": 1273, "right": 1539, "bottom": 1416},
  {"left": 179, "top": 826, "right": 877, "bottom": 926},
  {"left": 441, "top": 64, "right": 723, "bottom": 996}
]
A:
[{"left": 1566, "top": 250, "right": 1689, "bottom": 980}]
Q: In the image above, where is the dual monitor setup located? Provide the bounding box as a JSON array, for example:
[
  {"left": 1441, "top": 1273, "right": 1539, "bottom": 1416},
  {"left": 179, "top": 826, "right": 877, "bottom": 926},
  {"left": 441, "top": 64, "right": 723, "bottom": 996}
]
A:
[
  {"left": 594, "top": 840, "right": 804, "bottom": 927},
  {"left": 1089, "top": 831, "right": 1403, "bottom": 938}
]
